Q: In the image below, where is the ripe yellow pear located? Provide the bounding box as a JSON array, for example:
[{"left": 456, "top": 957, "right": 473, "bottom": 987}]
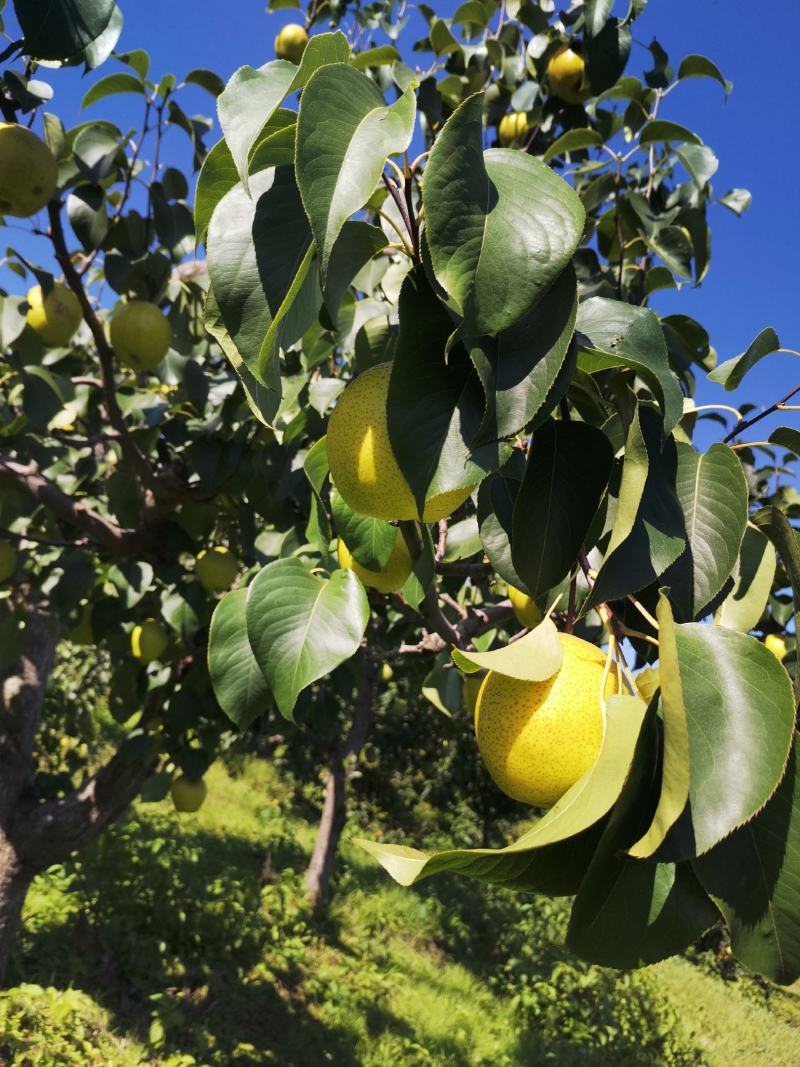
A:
[
  {"left": 337, "top": 533, "right": 413, "bottom": 594},
  {"left": 275, "top": 23, "right": 309, "bottom": 64},
  {"left": 131, "top": 619, "right": 169, "bottom": 663},
  {"left": 765, "top": 634, "right": 788, "bottom": 661},
  {"left": 380, "top": 663, "right": 394, "bottom": 683},
  {"left": 67, "top": 601, "right": 94, "bottom": 646},
  {"left": 475, "top": 633, "right": 613, "bottom": 807},
  {"left": 195, "top": 546, "right": 240, "bottom": 594},
  {"left": 498, "top": 112, "right": 529, "bottom": 146},
  {"left": 26, "top": 284, "right": 82, "bottom": 347},
  {"left": 547, "top": 46, "right": 586, "bottom": 104},
  {"left": 0, "top": 540, "right": 17, "bottom": 583},
  {"left": 327, "top": 363, "right": 477, "bottom": 521},
  {"left": 0, "top": 124, "right": 58, "bottom": 218},
  {"left": 507, "top": 585, "right": 543, "bottom": 629},
  {"left": 171, "top": 775, "right": 207, "bottom": 813},
  {"left": 110, "top": 301, "right": 172, "bottom": 371}
]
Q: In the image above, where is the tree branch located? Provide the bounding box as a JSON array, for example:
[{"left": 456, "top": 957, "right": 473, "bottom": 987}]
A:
[
  {"left": 46, "top": 201, "right": 156, "bottom": 489},
  {"left": 722, "top": 383, "right": 800, "bottom": 444}
]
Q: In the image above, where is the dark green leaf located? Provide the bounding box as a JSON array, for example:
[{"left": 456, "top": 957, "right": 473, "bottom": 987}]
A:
[
  {"left": 209, "top": 589, "right": 271, "bottom": 729},
  {"left": 14, "top": 0, "right": 117, "bottom": 61},
  {"left": 542, "top": 128, "right": 603, "bottom": 163},
  {"left": 708, "top": 327, "right": 781, "bottom": 391},
  {"left": 677, "top": 54, "right": 732, "bottom": 95},
  {"left": 185, "top": 68, "right": 225, "bottom": 97},
  {"left": 81, "top": 72, "right": 143, "bottom": 108},
  {"left": 639, "top": 120, "right": 702, "bottom": 146},
  {"left": 330, "top": 488, "right": 397, "bottom": 572}
]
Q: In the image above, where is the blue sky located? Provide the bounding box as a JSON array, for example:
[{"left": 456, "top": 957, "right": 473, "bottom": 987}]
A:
[{"left": 4, "top": 0, "right": 798, "bottom": 430}]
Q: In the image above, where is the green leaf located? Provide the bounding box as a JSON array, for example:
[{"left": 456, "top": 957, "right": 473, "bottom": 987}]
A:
[
  {"left": 585, "top": 0, "right": 615, "bottom": 37},
  {"left": 421, "top": 659, "right": 462, "bottom": 717},
  {"left": 639, "top": 120, "right": 703, "bottom": 146},
  {"left": 770, "top": 427, "right": 800, "bottom": 455},
  {"left": 717, "top": 525, "right": 777, "bottom": 633},
  {"left": 15, "top": 0, "right": 117, "bottom": 61},
  {"left": 511, "top": 420, "right": 613, "bottom": 599},
  {"left": 677, "top": 54, "right": 732, "bottom": 95},
  {"left": 477, "top": 470, "right": 526, "bottom": 589},
  {"left": 629, "top": 596, "right": 690, "bottom": 858},
  {"left": 330, "top": 488, "right": 397, "bottom": 572},
  {"left": 424, "top": 94, "right": 585, "bottom": 339},
  {"left": 576, "top": 297, "right": 683, "bottom": 434},
  {"left": 114, "top": 49, "right": 149, "bottom": 79},
  {"left": 469, "top": 265, "right": 577, "bottom": 442},
  {"left": 452, "top": 616, "right": 564, "bottom": 680},
  {"left": 246, "top": 559, "right": 369, "bottom": 720},
  {"left": 708, "top": 327, "right": 781, "bottom": 390},
  {"left": 676, "top": 144, "right": 719, "bottom": 189},
  {"left": 185, "top": 68, "right": 225, "bottom": 97},
  {"left": 719, "top": 188, "right": 751, "bottom": 216},
  {"left": 256, "top": 241, "right": 320, "bottom": 383},
  {"left": 303, "top": 436, "right": 332, "bottom": 547},
  {"left": 694, "top": 738, "right": 800, "bottom": 985},
  {"left": 665, "top": 443, "right": 749, "bottom": 619},
  {"left": 657, "top": 622, "right": 796, "bottom": 860},
  {"left": 542, "top": 128, "right": 603, "bottom": 163},
  {"left": 81, "top": 72, "right": 143, "bottom": 108},
  {"left": 287, "top": 30, "right": 351, "bottom": 92},
  {"left": 324, "top": 221, "right": 387, "bottom": 320},
  {"left": 194, "top": 139, "right": 238, "bottom": 248},
  {"left": 296, "top": 64, "right": 416, "bottom": 278},
  {"left": 217, "top": 60, "right": 296, "bottom": 192},
  {"left": 358, "top": 694, "right": 647, "bottom": 888},
  {"left": 567, "top": 702, "right": 720, "bottom": 968},
  {"left": 209, "top": 589, "right": 271, "bottom": 729},
  {"left": 387, "top": 270, "right": 506, "bottom": 515},
  {"left": 351, "top": 45, "right": 402, "bottom": 70},
  {"left": 750, "top": 506, "right": 800, "bottom": 687},
  {"left": 586, "top": 407, "right": 685, "bottom": 610},
  {"left": 585, "top": 18, "right": 632, "bottom": 94}
]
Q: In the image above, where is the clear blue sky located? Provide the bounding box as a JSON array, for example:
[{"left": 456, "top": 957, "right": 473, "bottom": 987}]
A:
[{"left": 4, "top": 0, "right": 798, "bottom": 428}]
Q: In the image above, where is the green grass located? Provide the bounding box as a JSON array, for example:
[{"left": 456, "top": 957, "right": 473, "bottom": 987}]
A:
[{"left": 3, "top": 756, "right": 800, "bottom": 1066}]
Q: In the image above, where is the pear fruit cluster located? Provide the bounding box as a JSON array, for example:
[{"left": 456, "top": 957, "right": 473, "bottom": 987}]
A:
[{"left": 474, "top": 634, "right": 612, "bottom": 808}]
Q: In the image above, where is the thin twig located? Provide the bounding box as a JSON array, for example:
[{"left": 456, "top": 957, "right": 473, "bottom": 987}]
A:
[{"left": 722, "top": 383, "right": 800, "bottom": 444}]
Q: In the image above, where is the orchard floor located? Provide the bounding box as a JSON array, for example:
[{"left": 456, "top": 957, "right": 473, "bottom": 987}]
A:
[{"left": 3, "top": 757, "right": 800, "bottom": 1066}]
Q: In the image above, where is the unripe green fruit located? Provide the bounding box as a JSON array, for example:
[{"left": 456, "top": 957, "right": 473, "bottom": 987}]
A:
[
  {"left": 0, "top": 541, "right": 17, "bottom": 583},
  {"left": 131, "top": 619, "right": 169, "bottom": 663},
  {"left": 195, "top": 546, "right": 240, "bottom": 593},
  {"left": 275, "top": 23, "right": 309, "bottom": 64},
  {"left": 110, "top": 301, "right": 172, "bottom": 371},
  {"left": 0, "top": 124, "right": 58, "bottom": 218},
  {"left": 26, "top": 284, "right": 82, "bottom": 347},
  {"left": 67, "top": 601, "right": 94, "bottom": 646},
  {"left": 171, "top": 775, "right": 207, "bottom": 813}
]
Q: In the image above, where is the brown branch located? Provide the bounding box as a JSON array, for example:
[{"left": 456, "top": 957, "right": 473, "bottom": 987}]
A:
[
  {"left": 0, "top": 455, "right": 149, "bottom": 555},
  {"left": 46, "top": 201, "right": 156, "bottom": 489},
  {"left": 381, "top": 173, "right": 420, "bottom": 264},
  {"left": 435, "top": 560, "right": 493, "bottom": 578},
  {"left": 722, "top": 383, "right": 800, "bottom": 444}
]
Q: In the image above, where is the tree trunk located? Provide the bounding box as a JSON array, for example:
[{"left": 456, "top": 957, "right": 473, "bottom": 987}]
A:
[
  {"left": 0, "top": 835, "right": 33, "bottom": 985},
  {"left": 305, "top": 658, "right": 375, "bottom": 912}
]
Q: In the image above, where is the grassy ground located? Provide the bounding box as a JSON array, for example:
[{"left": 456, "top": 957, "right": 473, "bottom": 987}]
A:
[{"left": 3, "top": 756, "right": 800, "bottom": 1066}]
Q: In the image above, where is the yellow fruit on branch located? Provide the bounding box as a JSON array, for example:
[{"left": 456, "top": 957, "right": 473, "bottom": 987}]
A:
[
  {"left": 171, "top": 775, "right": 207, "bottom": 813},
  {"left": 0, "top": 540, "right": 17, "bottom": 583},
  {"left": 498, "top": 112, "right": 529, "bottom": 146},
  {"left": 131, "top": 619, "right": 169, "bottom": 663},
  {"left": 507, "top": 584, "right": 543, "bottom": 629},
  {"left": 475, "top": 633, "right": 613, "bottom": 807},
  {"left": 0, "top": 123, "right": 58, "bottom": 218},
  {"left": 327, "top": 363, "right": 477, "bottom": 521},
  {"left": 546, "top": 46, "right": 586, "bottom": 105},
  {"left": 765, "top": 633, "right": 788, "bottom": 661},
  {"left": 337, "top": 533, "right": 413, "bottom": 594},
  {"left": 380, "top": 663, "right": 394, "bottom": 683},
  {"left": 195, "top": 546, "right": 240, "bottom": 593},
  {"left": 26, "top": 284, "right": 82, "bottom": 347},
  {"left": 275, "top": 23, "right": 309, "bottom": 64},
  {"left": 110, "top": 301, "right": 172, "bottom": 371}
]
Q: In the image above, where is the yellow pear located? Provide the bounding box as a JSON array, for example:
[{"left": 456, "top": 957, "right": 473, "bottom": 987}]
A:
[
  {"left": 26, "top": 284, "right": 82, "bottom": 347},
  {"left": 195, "top": 546, "right": 240, "bottom": 594},
  {"left": 0, "top": 540, "right": 17, "bottom": 583},
  {"left": 498, "top": 112, "right": 529, "bottom": 146},
  {"left": 327, "top": 363, "right": 477, "bottom": 521},
  {"left": 337, "top": 533, "right": 413, "bottom": 594},
  {"left": 547, "top": 46, "right": 586, "bottom": 104},
  {"left": 0, "top": 124, "right": 58, "bottom": 217},
  {"left": 171, "top": 775, "right": 207, "bottom": 813},
  {"left": 110, "top": 301, "right": 172, "bottom": 371},
  {"left": 275, "top": 23, "right": 309, "bottom": 64},
  {"left": 475, "top": 633, "right": 613, "bottom": 807},
  {"left": 67, "top": 601, "right": 94, "bottom": 646},
  {"left": 380, "top": 663, "right": 394, "bottom": 683},
  {"left": 131, "top": 619, "right": 169, "bottom": 663},
  {"left": 507, "top": 585, "right": 543, "bottom": 629},
  {"left": 765, "top": 634, "right": 788, "bottom": 661}
]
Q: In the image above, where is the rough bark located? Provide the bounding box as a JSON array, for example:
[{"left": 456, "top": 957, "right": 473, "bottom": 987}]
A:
[{"left": 305, "top": 658, "right": 375, "bottom": 912}]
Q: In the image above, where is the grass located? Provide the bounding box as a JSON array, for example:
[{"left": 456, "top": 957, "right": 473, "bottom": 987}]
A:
[{"left": 3, "top": 755, "right": 800, "bottom": 1065}]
